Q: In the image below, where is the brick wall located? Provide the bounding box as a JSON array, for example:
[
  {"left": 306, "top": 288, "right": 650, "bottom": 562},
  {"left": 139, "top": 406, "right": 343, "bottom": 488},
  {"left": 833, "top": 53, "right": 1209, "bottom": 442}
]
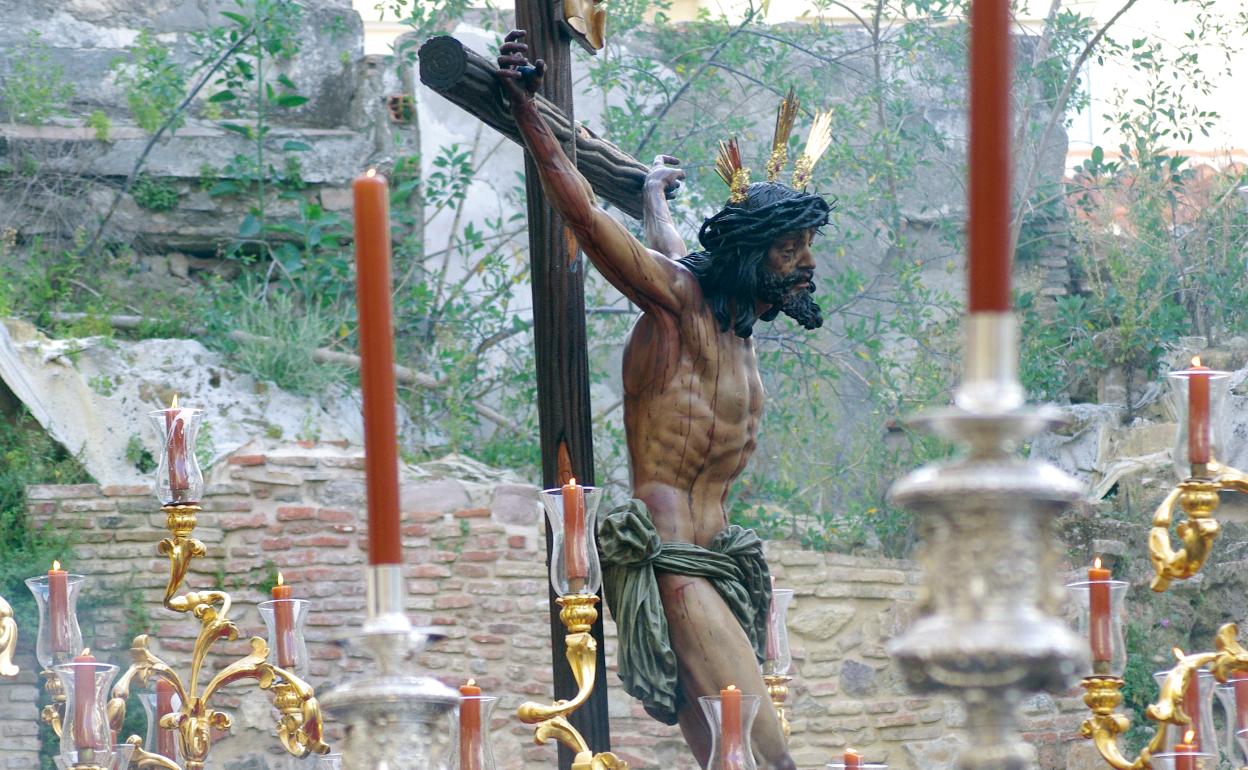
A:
[{"left": 0, "top": 442, "right": 1088, "bottom": 769}]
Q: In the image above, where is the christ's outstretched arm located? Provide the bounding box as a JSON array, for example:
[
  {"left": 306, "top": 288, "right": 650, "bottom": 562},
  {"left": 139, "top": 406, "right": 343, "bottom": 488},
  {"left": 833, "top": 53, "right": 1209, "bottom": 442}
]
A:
[
  {"left": 643, "top": 155, "right": 688, "bottom": 259},
  {"left": 497, "top": 31, "right": 693, "bottom": 315}
]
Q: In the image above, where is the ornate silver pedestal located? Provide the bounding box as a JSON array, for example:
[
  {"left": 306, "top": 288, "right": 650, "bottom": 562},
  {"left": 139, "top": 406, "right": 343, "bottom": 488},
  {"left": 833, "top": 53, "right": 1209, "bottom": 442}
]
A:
[
  {"left": 320, "top": 565, "right": 459, "bottom": 770},
  {"left": 888, "top": 314, "right": 1089, "bottom": 770}
]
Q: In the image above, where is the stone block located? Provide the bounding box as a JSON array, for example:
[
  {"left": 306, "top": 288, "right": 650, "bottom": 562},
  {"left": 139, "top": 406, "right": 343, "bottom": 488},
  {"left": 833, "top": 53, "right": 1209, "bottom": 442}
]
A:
[
  {"left": 490, "top": 483, "right": 540, "bottom": 526},
  {"left": 401, "top": 479, "right": 471, "bottom": 514}
]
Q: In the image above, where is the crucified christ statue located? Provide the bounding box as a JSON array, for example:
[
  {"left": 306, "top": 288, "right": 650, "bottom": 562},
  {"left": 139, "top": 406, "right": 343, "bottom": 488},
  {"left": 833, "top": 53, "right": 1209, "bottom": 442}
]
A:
[{"left": 498, "top": 31, "right": 831, "bottom": 770}]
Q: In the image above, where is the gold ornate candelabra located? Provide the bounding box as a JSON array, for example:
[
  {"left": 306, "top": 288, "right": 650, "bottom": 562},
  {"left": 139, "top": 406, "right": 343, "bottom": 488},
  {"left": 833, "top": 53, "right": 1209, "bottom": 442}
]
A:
[
  {"left": 101, "top": 502, "right": 330, "bottom": 769},
  {"left": 517, "top": 594, "right": 627, "bottom": 770},
  {"left": 0, "top": 594, "right": 17, "bottom": 678},
  {"left": 1148, "top": 463, "right": 1248, "bottom": 592},
  {"left": 1080, "top": 625, "right": 1248, "bottom": 770},
  {"left": 1147, "top": 362, "right": 1244, "bottom": 592}
]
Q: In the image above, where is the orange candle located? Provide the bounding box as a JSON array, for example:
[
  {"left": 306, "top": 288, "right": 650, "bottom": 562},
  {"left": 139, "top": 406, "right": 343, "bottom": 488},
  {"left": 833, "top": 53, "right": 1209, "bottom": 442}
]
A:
[
  {"left": 1174, "top": 729, "right": 1197, "bottom": 770},
  {"left": 271, "top": 572, "right": 296, "bottom": 668},
  {"left": 720, "top": 685, "right": 747, "bottom": 770},
  {"left": 844, "top": 748, "right": 863, "bottom": 770},
  {"left": 1088, "top": 558, "right": 1112, "bottom": 669},
  {"left": 459, "top": 679, "right": 482, "bottom": 770},
  {"left": 353, "top": 169, "right": 402, "bottom": 566},
  {"left": 155, "top": 677, "right": 177, "bottom": 759},
  {"left": 48, "top": 561, "right": 69, "bottom": 654},
  {"left": 1188, "top": 358, "right": 1211, "bottom": 467},
  {"left": 73, "top": 648, "right": 100, "bottom": 750},
  {"left": 967, "top": 0, "right": 1013, "bottom": 312},
  {"left": 1234, "top": 673, "right": 1248, "bottom": 733},
  {"left": 562, "top": 477, "right": 589, "bottom": 588}
]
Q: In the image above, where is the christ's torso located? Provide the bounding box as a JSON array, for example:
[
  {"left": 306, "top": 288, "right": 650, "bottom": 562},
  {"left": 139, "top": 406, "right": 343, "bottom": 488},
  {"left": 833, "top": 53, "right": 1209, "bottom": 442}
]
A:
[{"left": 622, "top": 296, "right": 764, "bottom": 548}]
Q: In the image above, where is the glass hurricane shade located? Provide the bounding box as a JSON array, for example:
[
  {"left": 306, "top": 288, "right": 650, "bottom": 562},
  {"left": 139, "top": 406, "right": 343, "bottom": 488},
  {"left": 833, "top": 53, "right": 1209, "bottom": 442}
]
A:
[
  {"left": 53, "top": 744, "right": 134, "bottom": 770},
  {"left": 698, "top": 693, "right": 762, "bottom": 770},
  {"left": 25, "top": 572, "right": 86, "bottom": 669},
  {"left": 826, "top": 764, "right": 888, "bottom": 770},
  {"left": 258, "top": 598, "right": 311, "bottom": 676},
  {"left": 539, "top": 485, "right": 604, "bottom": 596},
  {"left": 1167, "top": 367, "right": 1231, "bottom": 479},
  {"left": 1153, "top": 668, "right": 1217, "bottom": 754},
  {"left": 138, "top": 685, "right": 182, "bottom": 760},
  {"left": 315, "top": 755, "right": 344, "bottom": 769},
  {"left": 1149, "top": 751, "right": 1216, "bottom": 770},
  {"left": 52, "top": 659, "right": 119, "bottom": 757},
  {"left": 1214, "top": 680, "right": 1248, "bottom": 765},
  {"left": 763, "top": 588, "right": 795, "bottom": 676},
  {"left": 447, "top": 695, "right": 498, "bottom": 770},
  {"left": 1066, "top": 578, "right": 1128, "bottom": 677},
  {"left": 149, "top": 405, "right": 205, "bottom": 505}
]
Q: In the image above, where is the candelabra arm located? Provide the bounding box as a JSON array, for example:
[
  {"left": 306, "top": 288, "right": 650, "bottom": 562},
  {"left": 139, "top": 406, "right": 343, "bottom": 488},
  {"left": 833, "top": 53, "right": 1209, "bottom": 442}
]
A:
[
  {"left": 1210, "top": 622, "right": 1248, "bottom": 680},
  {"left": 533, "top": 714, "right": 592, "bottom": 755},
  {"left": 125, "top": 735, "right": 182, "bottom": 770},
  {"left": 41, "top": 668, "right": 65, "bottom": 737},
  {"left": 0, "top": 595, "right": 17, "bottom": 677},
  {"left": 157, "top": 504, "right": 206, "bottom": 611},
  {"left": 258, "top": 663, "right": 331, "bottom": 756},
  {"left": 517, "top": 597, "right": 599, "bottom": 723},
  {"left": 517, "top": 595, "right": 628, "bottom": 770},
  {"left": 1149, "top": 482, "right": 1220, "bottom": 592}
]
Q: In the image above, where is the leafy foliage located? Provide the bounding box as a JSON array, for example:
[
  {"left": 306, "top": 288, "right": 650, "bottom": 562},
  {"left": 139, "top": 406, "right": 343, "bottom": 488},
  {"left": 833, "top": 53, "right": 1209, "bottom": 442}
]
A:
[
  {"left": 1, "top": 31, "right": 75, "bottom": 125},
  {"left": 113, "top": 29, "right": 188, "bottom": 134}
]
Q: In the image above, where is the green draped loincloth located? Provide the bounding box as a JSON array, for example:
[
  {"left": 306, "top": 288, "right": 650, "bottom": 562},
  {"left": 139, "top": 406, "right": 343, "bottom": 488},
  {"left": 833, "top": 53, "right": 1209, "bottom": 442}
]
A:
[{"left": 597, "top": 499, "right": 772, "bottom": 726}]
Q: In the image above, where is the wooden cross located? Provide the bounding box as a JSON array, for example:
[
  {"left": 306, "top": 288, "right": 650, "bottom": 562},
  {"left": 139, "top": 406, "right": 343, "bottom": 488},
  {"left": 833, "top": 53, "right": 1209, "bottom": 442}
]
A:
[{"left": 419, "top": 5, "right": 651, "bottom": 768}]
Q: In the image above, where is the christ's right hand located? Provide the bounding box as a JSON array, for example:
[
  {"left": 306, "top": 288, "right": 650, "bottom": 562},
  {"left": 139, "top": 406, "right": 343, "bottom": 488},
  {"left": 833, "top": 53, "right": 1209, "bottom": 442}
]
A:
[{"left": 497, "top": 30, "right": 546, "bottom": 105}]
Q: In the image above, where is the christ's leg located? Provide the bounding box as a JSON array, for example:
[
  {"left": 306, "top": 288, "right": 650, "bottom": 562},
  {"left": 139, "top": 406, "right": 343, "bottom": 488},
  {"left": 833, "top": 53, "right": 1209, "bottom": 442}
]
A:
[{"left": 658, "top": 572, "right": 795, "bottom": 770}]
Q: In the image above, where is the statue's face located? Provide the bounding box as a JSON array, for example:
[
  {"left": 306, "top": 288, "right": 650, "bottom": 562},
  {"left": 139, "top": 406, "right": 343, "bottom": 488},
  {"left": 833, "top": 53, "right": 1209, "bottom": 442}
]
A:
[{"left": 756, "top": 229, "right": 823, "bottom": 330}]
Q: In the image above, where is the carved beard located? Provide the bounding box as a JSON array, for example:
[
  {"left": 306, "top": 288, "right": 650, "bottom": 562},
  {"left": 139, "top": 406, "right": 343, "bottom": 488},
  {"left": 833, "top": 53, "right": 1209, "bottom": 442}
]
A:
[{"left": 755, "top": 266, "right": 823, "bottom": 330}]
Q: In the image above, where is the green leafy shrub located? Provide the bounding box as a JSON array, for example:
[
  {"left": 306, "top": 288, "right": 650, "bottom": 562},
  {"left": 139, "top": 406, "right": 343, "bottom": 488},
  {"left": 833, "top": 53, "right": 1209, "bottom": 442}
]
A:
[
  {"left": 85, "top": 110, "right": 111, "bottom": 142},
  {"left": 2, "top": 31, "right": 75, "bottom": 124},
  {"left": 131, "top": 175, "right": 180, "bottom": 211},
  {"left": 113, "top": 29, "right": 187, "bottom": 134}
]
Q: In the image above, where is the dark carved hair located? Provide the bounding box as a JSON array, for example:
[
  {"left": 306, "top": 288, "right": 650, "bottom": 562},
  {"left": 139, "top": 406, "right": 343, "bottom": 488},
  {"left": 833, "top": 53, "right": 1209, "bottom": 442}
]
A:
[{"left": 678, "top": 182, "right": 833, "bottom": 338}]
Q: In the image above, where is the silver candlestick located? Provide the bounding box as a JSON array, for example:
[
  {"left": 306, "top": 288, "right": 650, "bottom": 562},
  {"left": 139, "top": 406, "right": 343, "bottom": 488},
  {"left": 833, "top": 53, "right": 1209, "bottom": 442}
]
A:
[
  {"left": 320, "top": 564, "right": 459, "bottom": 769},
  {"left": 888, "top": 313, "right": 1089, "bottom": 770}
]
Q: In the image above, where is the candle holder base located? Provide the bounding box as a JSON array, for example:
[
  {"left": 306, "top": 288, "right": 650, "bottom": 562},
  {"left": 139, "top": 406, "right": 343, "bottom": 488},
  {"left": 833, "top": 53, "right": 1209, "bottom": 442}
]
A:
[
  {"left": 763, "top": 674, "right": 791, "bottom": 741},
  {"left": 41, "top": 668, "right": 66, "bottom": 737}
]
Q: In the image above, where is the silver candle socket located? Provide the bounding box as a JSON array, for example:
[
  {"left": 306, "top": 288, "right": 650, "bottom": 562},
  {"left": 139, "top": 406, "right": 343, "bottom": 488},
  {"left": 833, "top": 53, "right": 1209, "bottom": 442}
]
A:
[
  {"left": 320, "top": 565, "right": 459, "bottom": 770},
  {"left": 888, "top": 312, "right": 1088, "bottom": 770}
]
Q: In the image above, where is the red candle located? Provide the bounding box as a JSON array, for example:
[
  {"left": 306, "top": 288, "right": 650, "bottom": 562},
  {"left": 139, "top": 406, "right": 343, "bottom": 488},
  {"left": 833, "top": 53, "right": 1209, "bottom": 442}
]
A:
[
  {"left": 271, "top": 572, "right": 296, "bottom": 668},
  {"left": 164, "top": 395, "right": 189, "bottom": 498},
  {"left": 1182, "top": 667, "right": 1202, "bottom": 751},
  {"left": 48, "top": 561, "right": 69, "bottom": 655},
  {"left": 967, "top": 0, "right": 1013, "bottom": 312},
  {"left": 1188, "top": 357, "right": 1211, "bottom": 467},
  {"left": 1174, "top": 729, "right": 1197, "bottom": 770},
  {"left": 353, "top": 169, "right": 402, "bottom": 566},
  {"left": 844, "top": 748, "right": 863, "bottom": 770},
  {"left": 719, "top": 685, "right": 747, "bottom": 770},
  {"left": 73, "top": 648, "right": 100, "bottom": 750},
  {"left": 1088, "top": 558, "right": 1112, "bottom": 669},
  {"left": 765, "top": 576, "right": 779, "bottom": 661},
  {"left": 562, "top": 477, "right": 589, "bottom": 590},
  {"left": 155, "top": 677, "right": 177, "bottom": 759},
  {"left": 459, "top": 679, "right": 482, "bottom": 770}
]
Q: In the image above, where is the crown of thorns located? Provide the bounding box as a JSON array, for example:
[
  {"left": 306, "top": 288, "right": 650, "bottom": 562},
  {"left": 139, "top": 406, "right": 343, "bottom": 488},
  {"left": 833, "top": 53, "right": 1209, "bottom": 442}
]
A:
[{"left": 715, "top": 87, "right": 833, "bottom": 204}]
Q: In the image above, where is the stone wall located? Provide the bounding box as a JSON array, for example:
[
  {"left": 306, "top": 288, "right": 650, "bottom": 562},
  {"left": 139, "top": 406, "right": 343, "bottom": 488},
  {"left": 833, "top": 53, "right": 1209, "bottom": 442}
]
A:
[{"left": 0, "top": 441, "right": 1090, "bottom": 769}]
